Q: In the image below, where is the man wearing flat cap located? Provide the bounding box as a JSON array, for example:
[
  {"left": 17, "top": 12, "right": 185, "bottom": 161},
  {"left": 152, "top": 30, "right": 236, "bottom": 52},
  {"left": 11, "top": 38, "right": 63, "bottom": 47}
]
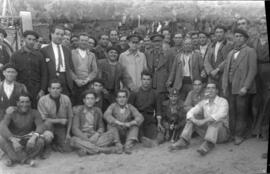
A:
[
  {"left": 222, "top": 28, "right": 257, "bottom": 145},
  {"left": 119, "top": 34, "right": 148, "bottom": 89},
  {"left": 10, "top": 30, "right": 47, "bottom": 109},
  {"left": 0, "top": 64, "right": 28, "bottom": 121},
  {"left": 145, "top": 33, "right": 174, "bottom": 101},
  {"left": 204, "top": 25, "right": 233, "bottom": 91}
]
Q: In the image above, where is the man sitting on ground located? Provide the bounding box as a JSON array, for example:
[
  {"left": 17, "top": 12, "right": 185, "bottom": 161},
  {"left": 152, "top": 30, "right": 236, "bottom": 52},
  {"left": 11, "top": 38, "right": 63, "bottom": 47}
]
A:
[
  {"left": 0, "top": 93, "right": 53, "bottom": 167},
  {"left": 169, "top": 83, "right": 230, "bottom": 156},
  {"left": 104, "top": 90, "right": 144, "bottom": 154},
  {"left": 70, "top": 90, "right": 118, "bottom": 156}
]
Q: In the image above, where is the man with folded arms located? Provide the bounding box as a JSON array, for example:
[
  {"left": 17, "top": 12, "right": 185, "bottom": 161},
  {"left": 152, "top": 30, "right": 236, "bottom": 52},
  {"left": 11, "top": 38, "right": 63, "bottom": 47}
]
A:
[
  {"left": 0, "top": 93, "right": 53, "bottom": 167},
  {"left": 169, "top": 83, "right": 230, "bottom": 156}
]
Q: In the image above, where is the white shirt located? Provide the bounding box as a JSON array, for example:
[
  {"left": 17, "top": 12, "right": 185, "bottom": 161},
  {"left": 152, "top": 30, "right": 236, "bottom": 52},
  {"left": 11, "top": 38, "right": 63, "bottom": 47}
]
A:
[
  {"left": 119, "top": 50, "right": 148, "bottom": 88},
  {"left": 186, "top": 96, "right": 229, "bottom": 128},
  {"left": 182, "top": 53, "right": 191, "bottom": 77},
  {"left": 78, "top": 48, "right": 87, "bottom": 58},
  {"left": 214, "top": 41, "right": 222, "bottom": 62},
  {"left": 233, "top": 51, "right": 240, "bottom": 59},
  {"left": 199, "top": 44, "right": 208, "bottom": 58},
  {"left": 52, "top": 42, "right": 66, "bottom": 72},
  {"left": 3, "top": 81, "right": 14, "bottom": 99}
]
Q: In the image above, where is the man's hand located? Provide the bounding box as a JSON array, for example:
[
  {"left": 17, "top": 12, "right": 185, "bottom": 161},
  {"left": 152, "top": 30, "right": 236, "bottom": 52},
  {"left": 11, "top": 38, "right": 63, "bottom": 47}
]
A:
[
  {"left": 59, "top": 119, "right": 68, "bottom": 125},
  {"left": 158, "top": 123, "right": 165, "bottom": 133},
  {"left": 115, "top": 120, "right": 125, "bottom": 127},
  {"left": 200, "top": 70, "right": 207, "bottom": 78},
  {"left": 37, "top": 90, "right": 45, "bottom": 99},
  {"left": 239, "top": 87, "right": 247, "bottom": 96},
  {"left": 166, "top": 81, "right": 172, "bottom": 89},
  {"left": 26, "top": 135, "right": 38, "bottom": 150},
  {"left": 6, "top": 106, "right": 17, "bottom": 115},
  {"left": 210, "top": 69, "right": 219, "bottom": 78},
  {"left": 75, "top": 79, "right": 84, "bottom": 87},
  {"left": 65, "top": 133, "right": 71, "bottom": 142},
  {"left": 10, "top": 137, "right": 23, "bottom": 152},
  {"left": 89, "top": 132, "right": 100, "bottom": 143}
]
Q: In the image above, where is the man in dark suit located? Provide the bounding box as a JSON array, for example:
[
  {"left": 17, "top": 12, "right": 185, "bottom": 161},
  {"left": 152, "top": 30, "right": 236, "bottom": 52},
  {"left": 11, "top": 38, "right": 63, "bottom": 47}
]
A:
[
  {"left": 222, "top": 29, "right": 257, "bottom": 145},
  {"left": 10, "top": 30, "right": 47, "bottom": 108},
  {"left": 41, "top": 25, "right": 74, "bottom": 97},
  {"left": 204, "top": 25, "right": 233, "bottom": 91}
]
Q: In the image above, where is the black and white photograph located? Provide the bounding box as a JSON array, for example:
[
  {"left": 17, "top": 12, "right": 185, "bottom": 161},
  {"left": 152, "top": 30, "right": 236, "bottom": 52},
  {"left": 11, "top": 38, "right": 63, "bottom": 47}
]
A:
[{"left": 0, "top": 0, "right": 268, "bottom": 174}]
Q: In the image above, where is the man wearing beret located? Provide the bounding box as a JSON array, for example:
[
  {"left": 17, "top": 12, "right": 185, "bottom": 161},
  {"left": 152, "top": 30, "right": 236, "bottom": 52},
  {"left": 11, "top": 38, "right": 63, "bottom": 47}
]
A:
[
  {"left": 10, "top": 30, "right": 48, "bottom": 108},
  {"left": 222, "top": 28, "right": 257, "bottom": 145},
  {"left": 145, "top": 33, "right": 174, "bottom": 101},
  {"left": 204, "top": 25, "right": 233, "bottom": 91},
  {"left": 0, "top": 64, "right": 28, "bottom": 121},
  {"left": 119, "top": 34, "right": 148, "bottom": 89}
]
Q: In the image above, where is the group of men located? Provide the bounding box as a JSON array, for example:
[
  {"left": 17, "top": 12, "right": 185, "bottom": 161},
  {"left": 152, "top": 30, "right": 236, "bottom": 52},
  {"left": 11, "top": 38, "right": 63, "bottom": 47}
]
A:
[{"left": 0, "top": 16, "right": 268, "bottom": 167}]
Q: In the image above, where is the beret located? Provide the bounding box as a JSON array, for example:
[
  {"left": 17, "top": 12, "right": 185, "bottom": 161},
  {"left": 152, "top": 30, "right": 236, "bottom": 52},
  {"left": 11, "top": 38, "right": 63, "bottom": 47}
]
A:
[
  {"left": 91, "top": 78, "right": 105, "bottom": 86},
  {"left": 169, "top": 88, "right": 179, "bottom": 96},
  {"left": 234, "top": 28, "right": 249, "bottom": 39},
  {"left": 214, "top": 25, "right": 227, "bottom": 32},
  {"left": 107, "top": 46, "right": 119, "bottom": 54},
  {"left": 127, "top": 34, "right": 143, "bottom": 41},
  {"left": 150, "top": 34, "right": 164, "bottom": 41}
]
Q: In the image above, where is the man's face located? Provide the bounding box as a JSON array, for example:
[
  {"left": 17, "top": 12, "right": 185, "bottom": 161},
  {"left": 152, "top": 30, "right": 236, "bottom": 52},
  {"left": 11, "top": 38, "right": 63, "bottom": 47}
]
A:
[
  {"left": 128, "top": 38, "right": 139, "bottom": 51},
  {"left": 173, "top": 33, "right": 183, "bottom": 47},
  {"left": 119, "top": 36, "right": 127, "bottom": 47},
  {"left": 3, "top": 68, "right": 17, "bottom": 82},
  {"left": 162, "top": 30, "right": 170, "bottom": 43},
  {"left": 100, "top": 35, "right": 109, "bottom": 47},
  {"left": 152, "top": 39, "right": 162, "bottom": 49},
  {"left": 259, "top": 18, "right": 267, "bottom": 35},
  {"left": 83, "top": 93, "right": 96, "bottom": 108},
  {"left": 24, "top": 34, "right": 36, "bottom": 49},
  {"left": 199, "top": 33, "right": 208, "bottom": 46},
  {"left": 141, "top": 75, "right": 152, "bottom": 89},
  {"left": 88, "top": 38, "right": 96, "bottom": 50},
  {"left": 62, "top": 35, "right": 71, "bottom": 47},
  {"left": 64, "top": 30, "right": 72, "bottom": 38},
  {"left": 71, "top": 37, "right": 79, "bottom": 48},
  {"left": 191, "top": 34, "right": 199, "bottom": 46},
  {"left": 48, "top": 83, "right": 62, "bottom": 98},
  {"left": 51, "top": 28, "right": 64, "bottom": 45},
  {"left": 92, "top": 82, "right": 103, "bottom": 94},
  {"left": 144, "top": 38, "right": 151, "bottom": 48},
  {"left": 110, "top": 30, "right": 118, "bottom": 43},
  {"left": 78, "top": 35, "right": 89, "bottom": 50},
  {"left": 215, "top": 28, "right": 225, "bottom": 42},
  {"left": 205, "top": 84, "right": 217, "bottom": 99},
  {"left": 107, "top": 50, "right": 118, "bottom": 62},
  {"left": 34, "top": 37, "right": 44, "bottom": 50},
  {"left": 193, "top": 80, "right": 203, "bottom": 93},
  {"left": 237, "top": 19, "right": 248, "bottom": 31},
  {"left": 169, "top": 95, "right": 178, "bottom": 104},
  {"left": 17, "top": 96, "right": 31, "bottom": 113},
  {"left": 183, "top": 39, "right": 193, "bottom": 52},
  {"left": 234, "top": 33, "right": 246, "bottom": 47},
  {"left": 116, "top": 92, "right": 128, "bottom": 106}
]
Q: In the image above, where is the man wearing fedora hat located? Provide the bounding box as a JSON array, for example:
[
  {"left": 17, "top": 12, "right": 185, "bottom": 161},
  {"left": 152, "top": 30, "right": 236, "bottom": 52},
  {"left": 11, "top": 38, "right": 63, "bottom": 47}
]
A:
[
  {"left": 119, "top": 34, "right": 148, "bottom": 89},
  {"left": 222, "top": 28, "right": 257, "bottom": 145},
  {"left": 10, "top": 30, "right": 47, "bottom": 109}
]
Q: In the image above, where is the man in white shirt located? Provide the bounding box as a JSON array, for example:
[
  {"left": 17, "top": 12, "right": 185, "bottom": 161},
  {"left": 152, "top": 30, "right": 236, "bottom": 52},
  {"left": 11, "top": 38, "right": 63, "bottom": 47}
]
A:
[
  {"left": 41, "top": 25, "right": 74, "bottom": 97},
  {"left": 169, "top": 82, "right": 230, "bottom": 156},
  {"left": 119, "top": 34, "right": 148, "bottom": 89}
]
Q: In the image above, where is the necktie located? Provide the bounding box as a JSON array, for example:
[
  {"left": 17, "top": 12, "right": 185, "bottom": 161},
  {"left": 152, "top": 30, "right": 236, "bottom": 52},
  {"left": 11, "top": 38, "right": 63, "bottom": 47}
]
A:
[{"left": 57, "top": 45, "right": 63, "bottom": 72}]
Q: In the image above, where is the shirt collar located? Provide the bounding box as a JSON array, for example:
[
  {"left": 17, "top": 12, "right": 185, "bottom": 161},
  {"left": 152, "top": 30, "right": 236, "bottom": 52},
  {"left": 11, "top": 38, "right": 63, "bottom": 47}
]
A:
[
  {"left": 127, "top": 49, "right": 139, "bottom": 56},
  {"left": 116, "top": 103, "right": 129, "bottom": 110},
  {"left": 206, "top": 96, "right": 219, "bottom": 104},
  {"left": 3, "top": 80, "right": 14, "bottom": 87}
]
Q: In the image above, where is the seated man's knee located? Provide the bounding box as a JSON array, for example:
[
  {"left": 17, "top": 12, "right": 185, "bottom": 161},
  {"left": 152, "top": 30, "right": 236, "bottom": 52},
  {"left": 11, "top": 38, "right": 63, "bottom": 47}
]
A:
[{"left": 42, "top": 131, "right": 54, "bottom": 144}]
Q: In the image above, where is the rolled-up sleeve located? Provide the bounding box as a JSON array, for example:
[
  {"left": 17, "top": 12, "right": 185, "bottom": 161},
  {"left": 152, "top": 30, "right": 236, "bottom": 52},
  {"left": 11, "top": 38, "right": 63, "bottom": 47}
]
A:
[
  {"left": 210, "top": 98, "right": 229, "bottom": 121},
  {"left": 186, "top": 101, "right": 204, "bottom": 119}
]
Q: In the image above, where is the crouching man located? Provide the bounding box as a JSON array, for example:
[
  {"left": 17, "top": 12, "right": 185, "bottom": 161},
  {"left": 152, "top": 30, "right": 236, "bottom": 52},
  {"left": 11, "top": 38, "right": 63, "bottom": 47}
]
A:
[
  {"left": 70, "top": 90, "right": 117, "bottom": 156},
  {"left": 0, "top": 93, "right": 53, "bottom": 167},
  {"left": 104, "top": 90, "right": 144, "bottom": 154},
  {"left": 169, "top": 83, "right": 230, "bottom": 156}
]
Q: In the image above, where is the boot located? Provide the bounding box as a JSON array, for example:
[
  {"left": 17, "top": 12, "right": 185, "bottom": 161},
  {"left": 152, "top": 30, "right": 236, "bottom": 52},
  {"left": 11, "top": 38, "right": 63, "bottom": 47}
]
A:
[
  {"left": 197, "top": 141, "right": 215, "bottom": 156},
  {"left": 124, "top": 140, "right": 135, "bottom": 154},
  {"left": 168, "top": 138, "right": 189, "bottom": 151}
]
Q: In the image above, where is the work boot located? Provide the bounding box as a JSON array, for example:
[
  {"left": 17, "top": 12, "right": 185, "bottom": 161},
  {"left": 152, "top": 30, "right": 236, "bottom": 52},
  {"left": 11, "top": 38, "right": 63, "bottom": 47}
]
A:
[
  {"left": 77, "top": 149, "right": 88, "bottom": 157},
  {"left": 197, "top": 141, "right": 215, "bottom": 156},
  {"left": 169, "top": 138, "right": 189, "bottom": 151},
  {"left": 40, "top": 146, "right": 52, "bottom": 159},
  {"left": 114, "top": 143, "right": 124, "bottom": 154},
  {"left": 5, "top": 159, "right": 14, "bottom": 167},
  {"left": 141, "top": 136, "right": 158, "bottom": 148},
  {"left": 124, "top": 140, "right": 135, "bottom": 154},
  {"left": 24, "top": 159, "right": 37, "bottom": 167},
  {"left": 234, "top": 136, "right": 245, "bottom": 145}
]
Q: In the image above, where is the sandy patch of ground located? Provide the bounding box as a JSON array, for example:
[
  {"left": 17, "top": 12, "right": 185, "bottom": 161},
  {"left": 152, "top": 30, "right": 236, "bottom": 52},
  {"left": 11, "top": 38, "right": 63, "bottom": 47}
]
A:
[{"left": 0, "top": 138, "right": 267, "bottom": 174}]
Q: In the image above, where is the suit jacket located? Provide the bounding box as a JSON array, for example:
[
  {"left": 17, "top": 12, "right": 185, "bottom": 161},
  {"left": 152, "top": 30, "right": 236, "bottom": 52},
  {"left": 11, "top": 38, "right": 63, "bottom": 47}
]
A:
[
  {"left": 204, "top": 40, "right": 233, "bottom": 76},
  {"left": 40, "top": 44, "right": 74, "bottom": 91},
  {"left": 222, "top": 44, "right": 257, "bottom": 96},
  {"left": 97, "top": 59, "right": 136, "bottom": 92},
  {"left": 167, "top": 51, "right": 202, "bottom": 90},
  {"left": 145, "top": 49, "right": 174, "bottom": 92},
  {"left": 0, "top": 81, "right": 27, "bottom": 120}
]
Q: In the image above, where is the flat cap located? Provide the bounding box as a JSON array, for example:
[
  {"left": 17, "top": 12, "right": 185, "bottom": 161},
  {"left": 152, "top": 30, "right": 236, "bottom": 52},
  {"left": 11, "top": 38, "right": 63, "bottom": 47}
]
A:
[
  {"left": 91, "top": 78, "right": 105, "bottom": 86},
  {"left": 214, "top": 25, "right": 227, "bottom": 32},
  {"left": 234, "top": 28, "right": 249, "bottom": 39},
  {"left": 150, "top": 34, "right": 164, "bottom": 41},
  {"left": 2, "top": 63, "right": 17, "bottom": 72},
  {"left": 127, "top": 34, "right": 143, "bottom": 41},
  {"left": 23, "top": 30, "right": 39, "bottom": 39},
  {"left": 107, "top": 45, "right": 119, "bottom": 54}
]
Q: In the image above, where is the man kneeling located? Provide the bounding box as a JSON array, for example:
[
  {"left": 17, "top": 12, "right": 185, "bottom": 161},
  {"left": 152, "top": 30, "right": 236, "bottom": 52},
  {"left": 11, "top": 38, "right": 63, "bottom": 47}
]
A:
[
  {"left": 169, "top": 83, "right": 230, "bottom": 156},
  {"left": 0, "top": 93, "right": 53, "bottom": 167},
  {"left": 70, "top": 90, "right": 117, "bottom": 156}
]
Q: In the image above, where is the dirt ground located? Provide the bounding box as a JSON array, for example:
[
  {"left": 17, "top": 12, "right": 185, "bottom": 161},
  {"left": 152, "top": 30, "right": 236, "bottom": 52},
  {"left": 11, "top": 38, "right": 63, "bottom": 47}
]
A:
[{"left": 0, "top": 138, "right": 267, "bottom": 174}]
